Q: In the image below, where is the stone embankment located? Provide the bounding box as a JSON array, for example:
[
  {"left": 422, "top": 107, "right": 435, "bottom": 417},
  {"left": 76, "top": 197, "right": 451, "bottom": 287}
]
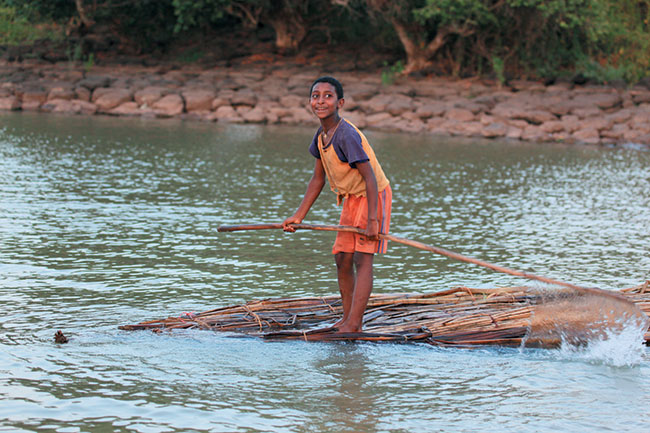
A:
[{"left": 1, "top": 61, "right": 650, "bottom": 146}]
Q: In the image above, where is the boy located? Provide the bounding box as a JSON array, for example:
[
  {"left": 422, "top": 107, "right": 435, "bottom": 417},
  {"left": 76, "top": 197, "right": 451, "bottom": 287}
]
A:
[{"left": 282, "top": 76, "right": 392, "bottom": 334}]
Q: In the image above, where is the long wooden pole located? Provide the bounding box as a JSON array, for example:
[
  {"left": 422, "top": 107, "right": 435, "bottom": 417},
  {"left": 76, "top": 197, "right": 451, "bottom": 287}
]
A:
[{"left": 217, "top": 222, "right": 629, "bottom": 301}]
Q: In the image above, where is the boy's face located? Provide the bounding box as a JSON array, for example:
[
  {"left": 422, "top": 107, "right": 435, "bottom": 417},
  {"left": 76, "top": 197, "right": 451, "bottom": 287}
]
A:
[{"left": 310, "top": 83, "right": 344, "bottom": 120}]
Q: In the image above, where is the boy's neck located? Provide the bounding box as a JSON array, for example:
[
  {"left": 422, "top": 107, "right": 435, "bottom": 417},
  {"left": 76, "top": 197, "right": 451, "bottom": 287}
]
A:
[{"left": 321, "top": 114, "right": 341, "bottom": 133}]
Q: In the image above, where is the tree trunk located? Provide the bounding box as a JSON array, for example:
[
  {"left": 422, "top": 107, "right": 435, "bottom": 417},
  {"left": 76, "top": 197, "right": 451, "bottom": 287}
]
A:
[
  {"left": 265, "top": 9, "right": 307, "bottom": 54},
  {"left": 75, "top": 0, "right": 95, "bottom": 29},
  {"left": 390, "top": 18, "right": 449, "bottom": 74},
  {"left": 225, "top": 3, "right": 262, "bottom": 29}
]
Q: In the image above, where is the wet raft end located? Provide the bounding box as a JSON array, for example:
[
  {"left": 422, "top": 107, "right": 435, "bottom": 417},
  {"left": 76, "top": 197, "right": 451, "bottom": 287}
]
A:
[{"left": 119, "top": 283, "right": 650, "bottom": 348}]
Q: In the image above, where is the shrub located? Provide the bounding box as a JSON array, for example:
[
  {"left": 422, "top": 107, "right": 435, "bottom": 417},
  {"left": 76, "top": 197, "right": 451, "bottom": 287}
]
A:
[{"left": 0, "top": 5, "right": 62, "bottom": 45}]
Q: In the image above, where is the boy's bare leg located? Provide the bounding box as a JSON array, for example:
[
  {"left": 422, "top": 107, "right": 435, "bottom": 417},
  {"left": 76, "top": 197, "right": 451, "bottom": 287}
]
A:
[
  {"left": 334, "top": 252, "right": 355, "bottom": 327},
  {"left": 336, "top": 252, "right": 374, "bottom": 333}
]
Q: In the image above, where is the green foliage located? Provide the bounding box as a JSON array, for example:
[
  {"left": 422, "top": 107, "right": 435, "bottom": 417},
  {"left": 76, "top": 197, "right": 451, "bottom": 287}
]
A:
[
  {"left": 313, "top": 1, "right": 399, "bottom": 53},
  {"left": 381, "top": 60, "right": 404, "bottom": 86},
  {"left": 84, "top": 52, "right": 94, "bottom": 73},
  {"left": 0, "top": 6, "right": 31, "bottom": 44},
  {"left": 414, "top": 0, "right": 494, "bottom": 27},
  {"left": 497, "top": 0, "right": 649, "bottom": 82},
  {"left": 172, "top": 0, "right": 229, "bottom": 33},
  {"left": 1, "top": 0, "right": 75, "bottom": 23},
  {"left": 65, "top": 39, "right": 82, "bottom": 64},
  {"left": 0, "top": 5, "right": 63, "bottom": 45},
  {"left": 91, "top": 0, "right": 179, "bottom": 53},
  {"left": 491, "top": 56, "right": 505, "bottom": 85},
  {"left": 585, "top": 0, "right": 650, "bottom": 83},
  {"left": 415, "top": 0, "right": 649, "bottom": 82},
  {"left": 499, "top": 0, "right": 596, "bottom": 78},
  {"left": 1, "top": 0, "right": 647, "bottom": 83},
  {"left": 72, "top": 41, "right": 83, "bottom": 62},
  {"left": 176, "top": 48, "right": 206, "bottom": 63}
]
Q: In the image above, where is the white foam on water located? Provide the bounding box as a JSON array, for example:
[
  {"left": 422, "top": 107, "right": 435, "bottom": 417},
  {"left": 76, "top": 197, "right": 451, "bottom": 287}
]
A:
[{"left": 555, "top": 317, "right": 648, "bottom": 367}]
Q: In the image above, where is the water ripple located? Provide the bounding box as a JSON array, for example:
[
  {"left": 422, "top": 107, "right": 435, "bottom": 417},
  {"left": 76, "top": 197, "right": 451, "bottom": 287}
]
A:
[{"left": 1, "top": 113, "right": 649, "bottom": 432}]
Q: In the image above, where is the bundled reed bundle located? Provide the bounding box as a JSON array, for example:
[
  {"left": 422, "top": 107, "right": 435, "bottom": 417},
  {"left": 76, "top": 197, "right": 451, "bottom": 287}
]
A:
[{"left": 119, "top": 283, "right": 650, "bottom": 348}]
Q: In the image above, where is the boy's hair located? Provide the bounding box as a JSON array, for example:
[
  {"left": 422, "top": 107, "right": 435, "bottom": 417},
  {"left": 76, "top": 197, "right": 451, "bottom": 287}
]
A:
[{"left": 310, "top": 76, "right": 344, "bottom": 99}]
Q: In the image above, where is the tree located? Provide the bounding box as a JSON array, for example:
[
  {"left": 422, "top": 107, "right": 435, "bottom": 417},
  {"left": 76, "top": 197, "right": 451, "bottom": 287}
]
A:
[
  {"left": 261, "top": 0, "right": 309, "bottom": 53},
  {"left": 357, "top": 0, "right": 493, "bottom": 74},
  {"left": 342, "top": 0, "right": 634, "bottom": 80},
  {"left": 579, "top": 0, "right": 650, "bottom": 82},
  {"left": 173, "top": 0, "right": 323, "bottom": 54}
]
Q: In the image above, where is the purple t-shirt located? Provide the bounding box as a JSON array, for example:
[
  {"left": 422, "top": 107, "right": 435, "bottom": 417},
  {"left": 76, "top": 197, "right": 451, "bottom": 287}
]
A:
[{"left": 309, "top": 120, "right": 369, "bottom": 168}]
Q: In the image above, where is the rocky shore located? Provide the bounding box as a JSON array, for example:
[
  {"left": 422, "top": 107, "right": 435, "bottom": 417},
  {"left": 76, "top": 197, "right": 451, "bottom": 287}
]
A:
[{"left": 1, "top": 59, "right": 650, "bottom": 146}]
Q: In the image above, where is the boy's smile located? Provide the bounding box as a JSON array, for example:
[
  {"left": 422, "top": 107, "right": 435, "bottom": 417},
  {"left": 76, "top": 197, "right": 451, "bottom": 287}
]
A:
[{"left": 310, "top": 83, "right": 344, "bottom": 122}]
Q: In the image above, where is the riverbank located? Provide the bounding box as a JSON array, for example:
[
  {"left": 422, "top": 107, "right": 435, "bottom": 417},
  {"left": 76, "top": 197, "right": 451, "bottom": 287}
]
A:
[{"left": 1, "top": 58, "right": 650, "bottom": 147}]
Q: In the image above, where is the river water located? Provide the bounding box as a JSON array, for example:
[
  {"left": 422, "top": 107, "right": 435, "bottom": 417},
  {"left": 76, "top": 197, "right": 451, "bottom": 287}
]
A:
[{"left": 1, "top": 112, "right": 649, "bottom": 432}]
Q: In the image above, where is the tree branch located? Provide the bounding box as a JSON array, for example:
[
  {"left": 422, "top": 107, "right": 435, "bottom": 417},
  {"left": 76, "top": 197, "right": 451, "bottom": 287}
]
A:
[{"left": 75, "top": 0, "right": 95, "bottom": 28}]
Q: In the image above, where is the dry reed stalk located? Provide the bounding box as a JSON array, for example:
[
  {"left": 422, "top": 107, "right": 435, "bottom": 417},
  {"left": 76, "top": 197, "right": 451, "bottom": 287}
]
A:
[{"left": 119, "top": 286, "right": 650, "bottom": 348}]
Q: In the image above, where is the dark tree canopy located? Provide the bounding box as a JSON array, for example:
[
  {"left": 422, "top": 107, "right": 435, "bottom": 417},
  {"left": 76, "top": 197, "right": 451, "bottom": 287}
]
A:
[{"left": 2, "top": 0, "right": 648, "bottom": 83}]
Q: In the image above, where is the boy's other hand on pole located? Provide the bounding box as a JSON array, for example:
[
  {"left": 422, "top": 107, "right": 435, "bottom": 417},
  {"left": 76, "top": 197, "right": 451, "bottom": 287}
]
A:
[
  {"left": 366, "top": 219, "right": 379, "bottom": 240},
  {"left": 282, "top": 216, "right": 302, "bottom": 232}
]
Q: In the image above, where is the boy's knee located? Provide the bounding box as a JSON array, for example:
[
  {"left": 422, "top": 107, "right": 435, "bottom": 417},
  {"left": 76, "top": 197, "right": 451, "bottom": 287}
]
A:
[
  {"left": 335, "top": 252, "right": 354, "bottom": 271},
  {"left": 353, "top": 252, "right": 374, "bottom": 268}
]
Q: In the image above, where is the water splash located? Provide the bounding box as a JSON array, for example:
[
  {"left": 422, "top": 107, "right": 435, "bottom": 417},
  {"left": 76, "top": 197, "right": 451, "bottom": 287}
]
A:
[
  {"left": 524, "top": 287, "right": 649, "bottom": 366},
  {"left": 555, "top": 317, "right": 648, "bottom": 367}
]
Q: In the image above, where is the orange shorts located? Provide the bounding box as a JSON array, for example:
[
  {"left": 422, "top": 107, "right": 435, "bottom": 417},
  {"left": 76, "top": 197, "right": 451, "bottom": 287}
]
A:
[{"left": 333, "top": 185, "right": 392, "bottom": 255}]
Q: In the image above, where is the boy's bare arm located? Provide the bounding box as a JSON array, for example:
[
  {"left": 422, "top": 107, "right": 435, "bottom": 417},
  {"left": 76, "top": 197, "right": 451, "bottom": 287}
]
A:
[
  {"left": 356, "top": 161, "right": 379, "bottom": 239},
  {"left": 283, "top": 159, "right": 326, "bottom": 232}
]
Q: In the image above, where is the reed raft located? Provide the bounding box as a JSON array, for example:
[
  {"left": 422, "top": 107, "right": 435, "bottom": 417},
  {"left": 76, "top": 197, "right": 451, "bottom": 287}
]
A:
[{"left": 120, "top": 281, "right": 650, "bottom": 348}]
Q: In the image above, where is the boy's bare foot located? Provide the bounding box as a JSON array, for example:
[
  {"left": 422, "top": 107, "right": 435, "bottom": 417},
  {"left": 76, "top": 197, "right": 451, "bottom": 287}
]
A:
[
  {"left": 307, "top": 326, "right": 338, "bottom": 334},
  {"left": 334, "top": 323, "right": 362, "bottom": 333}
]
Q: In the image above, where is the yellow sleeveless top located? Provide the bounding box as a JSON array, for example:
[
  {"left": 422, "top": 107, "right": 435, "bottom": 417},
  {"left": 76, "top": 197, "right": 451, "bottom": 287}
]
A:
[{"left": 317, "top": 119, "right": 389, "bottom": 205}]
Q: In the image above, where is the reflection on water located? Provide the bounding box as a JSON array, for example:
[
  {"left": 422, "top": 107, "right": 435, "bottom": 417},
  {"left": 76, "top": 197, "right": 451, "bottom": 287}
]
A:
[
  {"left": 1, "top": 112, "right": 650, "bottom": 432},
  {"left": 308, "top": 346, "right": 379, "bottom": 432}
]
